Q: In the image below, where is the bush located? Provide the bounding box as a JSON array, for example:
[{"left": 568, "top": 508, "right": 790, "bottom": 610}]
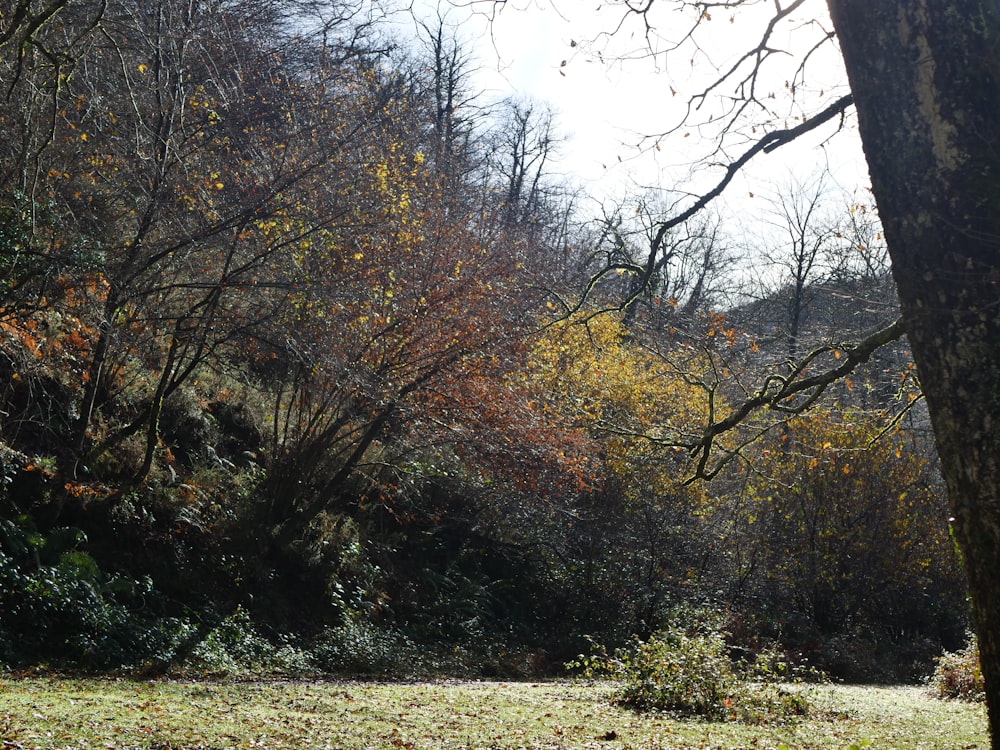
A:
[
  {"left": 928, "top": 635, "right": 984, "bottom": 702},
  {"left": 184, "top": 607, "right": 274, "bottom": 675},
  {"left": 183, "top": 607, "right": 313, "bottom": 676},
  {"left": 0, "top": 520, "right": 192, "bottom": 670},
  {"left": 568, "top": 610, "right": 813, "bottom": 723},
  {"left": 616, "top": 628, "right": 736, "bottom": 716},
  {"left": 308, "top": 620, "right": 424, "bottom": 677}
]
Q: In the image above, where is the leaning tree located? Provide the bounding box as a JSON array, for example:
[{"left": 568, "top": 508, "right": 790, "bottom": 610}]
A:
[{"left": 828, "top": 3, "right": 1000, "bottom": 740}]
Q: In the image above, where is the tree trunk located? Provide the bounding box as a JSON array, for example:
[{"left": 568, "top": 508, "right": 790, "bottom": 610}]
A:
[
  {"left": 136, "top": 334, "right": 180, "bottom": 484},
  {"left": 826, "top": 0, "right": 1000, "bottom": 742},
  {"left": 72, "top": 312, "right": 114, "bottom": 477}
]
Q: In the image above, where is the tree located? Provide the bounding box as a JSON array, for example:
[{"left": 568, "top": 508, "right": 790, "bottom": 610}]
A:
[
  {"left": 748, "top": 172, "right": 837, "bottom": 364},
  {"left": 731, "top": 409, "right": 965, "bottom": 679},
  {"left": 251, "top": 84, "right": 550, "bottom": 548},
  {"left": 515, "top": 312, "right": 722, "bottom": 636},
  {"left": 478, "top": 0, "right": 1000, "bottom": 739},
  {"left": 487, "top": 98, "right": 561, "bottom": 229},
  {"left": 729, "top": 177, "right": 913, "bottom": 414},
  {"left": 587, "top": 197, "right": 735, "bottom": 327},
  {"left": 825, "top": 2, "right": 1000, "bottom": 736},
  {"left": 409, "top": 9, "right": 484, "bottom": 182},
  {"left": 0, "top": 0, "right": 394, "bottom": 486}
]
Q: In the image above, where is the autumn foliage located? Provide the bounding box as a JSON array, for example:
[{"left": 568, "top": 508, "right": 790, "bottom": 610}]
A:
[{"left": 0, "top": 0, "right": 967, "bottom": 680}]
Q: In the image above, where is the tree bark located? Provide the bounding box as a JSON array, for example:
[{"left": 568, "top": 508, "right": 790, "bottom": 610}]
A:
[{"left": 826, "top": 0, "right": 1000, "bottom": 742}]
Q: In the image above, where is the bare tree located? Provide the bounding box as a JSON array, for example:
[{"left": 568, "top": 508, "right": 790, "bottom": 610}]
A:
[
  {"left": 744, "top": 172, "right": 838, "bottom": 363},
  {"left": 410, "top": 8, "right": 485, "bottom": 179},
  {"left": 584, "top": 194, "right": 735, "bottom": 326},
  {"left": 488, "top": 97, "right": 560, "bottom": 228}
]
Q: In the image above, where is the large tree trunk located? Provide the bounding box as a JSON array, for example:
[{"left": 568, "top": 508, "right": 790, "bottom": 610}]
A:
[{"left": 825, "top": 0, "right": 1000, "bottom": 742}]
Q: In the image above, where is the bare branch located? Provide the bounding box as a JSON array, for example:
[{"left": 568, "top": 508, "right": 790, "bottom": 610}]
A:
[
  {"left": 689, "top": 315, "right": 906, "bottom": 479},
  {"left": 594, "top": 92, "right": 852, "bottom": 319},
  {"left": 675, "top": 0, "right": 810, "bottom": 131}
]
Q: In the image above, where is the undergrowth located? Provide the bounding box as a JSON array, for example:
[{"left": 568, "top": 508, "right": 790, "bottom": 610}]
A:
[
  {"left": 927, "top": 634, "right": 984, "bottom": 702},
  {"left": 568, "top": 607, "right": 821, "bottom": 723}
]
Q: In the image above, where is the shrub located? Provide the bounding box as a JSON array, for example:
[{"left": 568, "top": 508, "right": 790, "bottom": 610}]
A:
[
  {"left": 0, "top": 520, "right": 193, "bottom": 670},
  {"left": 615, "top": 628, "right": 736, "bottom": 716},
  {"left": 184, "top": 607, "right": 274, "bottom": 675},
  {"left": 308, "top": 620, "right": 424, "bottom": 677},
  {"left": 928, "top": 635, "right": 984, "bottom": 702},
  {"left": 181, "top": 607, "right": 316, "bottom": 676},
  {"left": 567, "top": 610, "right": 812, "bottom": 723}
]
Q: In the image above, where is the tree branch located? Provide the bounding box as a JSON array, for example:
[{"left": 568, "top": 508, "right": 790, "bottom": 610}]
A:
[
  {"left": 690, "top": 315, "right": 907, "bottom": 479},
  {"left": 590, "top": 93, "right": 854, "bottom": 320}
]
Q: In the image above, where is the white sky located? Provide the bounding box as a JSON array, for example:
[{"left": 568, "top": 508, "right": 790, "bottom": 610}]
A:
[{"left": 405, "top": 1, "right": 871, "bottom": 213}]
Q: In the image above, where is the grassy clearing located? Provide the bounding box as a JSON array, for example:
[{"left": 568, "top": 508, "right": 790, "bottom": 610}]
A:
[{"left": 0, "top": 677, "right": 988, "bottom": 749}]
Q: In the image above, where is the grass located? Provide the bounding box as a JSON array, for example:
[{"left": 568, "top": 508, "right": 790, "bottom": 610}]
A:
[{"left": 0, "top": 677, "right": 988, "bottom": 749}]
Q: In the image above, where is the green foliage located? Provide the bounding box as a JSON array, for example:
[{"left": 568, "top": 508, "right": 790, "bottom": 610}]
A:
[
  {"left": 616, "top": 628, "right": 735, "bottom": 715},
  {"left": 0, "top": 192, "right": 47, "bottom": 299},
  {"left": 0, "top": 519, "right": 190, "bottom": 670},
  {"left": 0, "top": 191, "right": 101, "bottom": 311},
  {"left": 927, "top": 635, "right": 984, "bottom": 702},
  {"left": 308, "top": 620, "right": 424, "bottom": 677},
  {"left": 746, "top": 643, "right": 828, "bottom": 685},
  {"left": 184, "top": 607, "right": 313, "bottom": 676},
  {"left": 568, "top": 609, "right": 814, "bottom": 723}
]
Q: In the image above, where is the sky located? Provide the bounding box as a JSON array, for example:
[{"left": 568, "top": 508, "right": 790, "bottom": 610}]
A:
[{"left": 405, "top": 1, "right": 871, "bottom": 214}]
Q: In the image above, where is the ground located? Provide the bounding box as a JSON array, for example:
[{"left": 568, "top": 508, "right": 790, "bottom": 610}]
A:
[{"left": 0, "top": 678, "right": 988, "bottom": 749}]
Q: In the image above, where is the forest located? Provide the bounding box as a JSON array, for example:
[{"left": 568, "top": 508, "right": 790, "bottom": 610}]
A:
[{"left": 0, "top": 0, "right": 971, "bottom": 686}]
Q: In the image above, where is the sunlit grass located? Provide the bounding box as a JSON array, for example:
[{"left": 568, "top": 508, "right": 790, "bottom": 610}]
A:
[{"left": 0, "top": 678, "right": 988, "bottom": 749}]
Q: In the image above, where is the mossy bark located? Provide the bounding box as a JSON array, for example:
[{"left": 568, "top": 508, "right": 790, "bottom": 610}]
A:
[{"left": 826, "top": 0, "right": 1000, "bottom": 743}]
